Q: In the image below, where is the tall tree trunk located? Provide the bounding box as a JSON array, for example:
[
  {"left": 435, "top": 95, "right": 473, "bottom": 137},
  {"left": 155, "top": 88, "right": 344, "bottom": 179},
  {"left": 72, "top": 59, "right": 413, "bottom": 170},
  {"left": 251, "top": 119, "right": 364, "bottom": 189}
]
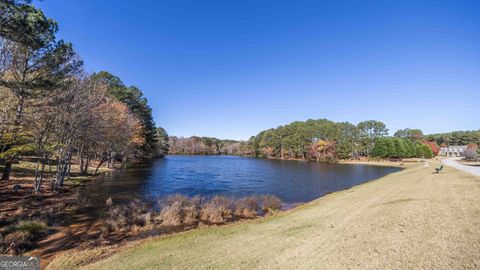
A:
[
  {"left": 67, "top": 161, "right": 71, "bottom": 180},
  {"left": 34, "top": 159, "right": 46, "bottom": 193},
  {"left": 1, "top": 163, "right": 11, "bottom": 180},
  {"left": 79, "top": 147, "right": 84, "bottom": 175},
  {"left": 83, "top": 156, "right": 90, "bottom": 175},
  {"left": 2, "top": 96, "right": 25, "bottom": 181},
  {"left": 34, "top": 158, "right": 40, "bottom": 192},
  {"left": 54, "top": 158, "right": 69, "bottom": 189}
]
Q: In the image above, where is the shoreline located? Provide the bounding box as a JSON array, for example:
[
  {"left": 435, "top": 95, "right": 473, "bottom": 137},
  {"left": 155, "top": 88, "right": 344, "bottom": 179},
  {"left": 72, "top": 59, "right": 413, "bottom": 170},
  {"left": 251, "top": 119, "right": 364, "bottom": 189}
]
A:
[
  {"left": 21, "top": 157, "right": 407, "bottom": 267},
  {"left": 47, "top": 159, "right": 480, "bottom": 269},
  {"left": 5, "top": 158, "right": 415, "bottom": 264},
  {"left": 44, "top": 161, "right": 411, "bottom": 269},
  {"left": 167, "top": 153, "right": 418, "bottom": 168}
]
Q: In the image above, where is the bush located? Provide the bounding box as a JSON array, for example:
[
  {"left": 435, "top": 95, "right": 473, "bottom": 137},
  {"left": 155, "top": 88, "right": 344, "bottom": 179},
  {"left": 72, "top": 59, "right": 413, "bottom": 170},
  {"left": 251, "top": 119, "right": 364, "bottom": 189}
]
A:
[
  {"left": 2, "top": 220, "right": 48, "bottom": 254},
  {"left": 417, "top": 143, "right": 433, "bottom": 158},
  {"left": 393, "top": 138, "right": 407, "bottom": 158},
  {"left": 465, "top": 149, "right": 479, "bottom": 160},
  {"left": 371, "top": 138, "right": 398, "bottom": 158},
  {"left": 261, "top": 195, "right": 282, "bottom": 213},
  {"left": 423, "top": 144, "right": 433, "bottom": 158},
  {"left": 105, "top": 206, "right": 128, "bottom": 232},
  {"left": 200, "top": 196, "right": 233, "bottom": 224},
  {"left": 372, "top": 138, "right": 436, "bottom": 159},
  {"left": 422, "top": 140, "right": 440, "bottom": 155},
  {"left": 158, "top": 201, "right": 184, "bottom": 226},
  {"left": 9, "top": 220, "right": 48, "bottom": 241},
  {"left": 105, "top": 199, "right": 151, "bottom": 232},
  {"left": 404, "top": 140, "right": 417, "bottom": 158},
  {"left": 104, "top": 194, "right": 282, "bottom": 233},
  {"left": 157, "top": 194, "right": 201, "bottom": 226},
  {"left": 234, "top": 196, "right": 260, "bottom": 218}
]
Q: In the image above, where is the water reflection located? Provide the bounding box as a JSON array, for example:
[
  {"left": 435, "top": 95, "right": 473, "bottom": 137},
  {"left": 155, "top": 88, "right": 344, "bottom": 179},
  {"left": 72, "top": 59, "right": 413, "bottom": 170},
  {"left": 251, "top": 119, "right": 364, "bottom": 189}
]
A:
[{"left": 82, "top": 155, "right": 401, "bottom": 205}]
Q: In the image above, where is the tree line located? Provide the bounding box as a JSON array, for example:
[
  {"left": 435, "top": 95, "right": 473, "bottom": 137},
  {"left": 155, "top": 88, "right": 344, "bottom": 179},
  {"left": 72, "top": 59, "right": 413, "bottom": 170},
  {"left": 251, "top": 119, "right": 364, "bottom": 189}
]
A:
[
  {"left": 424, "top": 130, "right": 480, "bottom": 147},
  {"left": 247, "top": 119, "right": 388, "bottom": 160},
  {"left": 246, "top": 121, "right": 479, "bottom": 161},
  {"left": 168, "top": 136, "right": 250, "bottom": 156},
  {"left": 0, "top": 1, "right": 167, "bottom": 191},
  {"left": 170, "top": 121, "right": 480, "bottom": 162}
]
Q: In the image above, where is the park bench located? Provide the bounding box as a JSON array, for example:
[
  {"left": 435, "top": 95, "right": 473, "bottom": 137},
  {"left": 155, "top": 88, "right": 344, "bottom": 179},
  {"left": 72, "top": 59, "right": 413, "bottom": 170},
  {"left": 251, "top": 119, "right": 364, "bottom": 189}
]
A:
[{"left": 434, "top": 165, "right": 443, "bottom": 173}]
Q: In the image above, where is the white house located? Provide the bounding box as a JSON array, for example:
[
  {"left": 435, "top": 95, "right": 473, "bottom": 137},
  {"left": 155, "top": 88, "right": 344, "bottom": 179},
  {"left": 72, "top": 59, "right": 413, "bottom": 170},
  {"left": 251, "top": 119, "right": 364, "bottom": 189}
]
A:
[{"left": 438, "top": 146, "right": 468, "bottom": 157}]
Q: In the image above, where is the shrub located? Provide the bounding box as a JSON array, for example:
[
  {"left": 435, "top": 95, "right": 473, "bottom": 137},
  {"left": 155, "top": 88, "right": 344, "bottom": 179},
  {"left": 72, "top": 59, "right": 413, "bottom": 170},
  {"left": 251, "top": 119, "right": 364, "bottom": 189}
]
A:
[
  {"left": 200, "top": 196, "right": 233, "bottom": 224},
  {"left": 404, "top": 139, "right": 417, "bottom": 157},
  {"left": 393, "top": 138, "right": 407, "bottom": 158},
  {"left": 128, "top": 199, "right": 149, "bottom": 225},
  {"left": 105, "top": 206, "right": 128, "bottom": 232},
  {"left": 104, "top": 194, "right": 283, "bottom": 233},
  {"left": 465, "top": 148, "right": 479, "bottom": 160},
  {"left": 13, "top": 220, "right": 47, "bottom": 240},
  {"left": 157, "top": 194, "right": 201, "bottom": 226},
  {"left": 261, "top": 195, "right": 282, "bottom": 213},
  {"left": 371, "top": 138, "right": 397, "bottom": 158},
  {"left": 422, "top": 140, "right": 440, "bottom": 155},
  {"left": 372, "top": 138, "right": 436, "bottom": 159},
  {"left": 4, "top": 220, "right": 48, "bottom": 248},
  {"left": 158, "top": 201, "right": 184, "bottom": 226},
  {"left": 105, "top": 199, "right": 150, "bottom": 232},
  {"left": 467, "top": 143, "right": 478, "bottom": 150},
  {"left": 420, "top": 144, "right": 433, "bottom": 158},
  {"left": 234, "top": 196, "right": 260, "bottom": 218}
]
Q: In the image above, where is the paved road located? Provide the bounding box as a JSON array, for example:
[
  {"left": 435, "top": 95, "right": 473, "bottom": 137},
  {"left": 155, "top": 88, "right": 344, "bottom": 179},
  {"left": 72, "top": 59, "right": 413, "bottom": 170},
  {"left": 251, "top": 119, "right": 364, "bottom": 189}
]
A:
[{"left": 442, "top": 158, "right": 480, "bottom": 177}]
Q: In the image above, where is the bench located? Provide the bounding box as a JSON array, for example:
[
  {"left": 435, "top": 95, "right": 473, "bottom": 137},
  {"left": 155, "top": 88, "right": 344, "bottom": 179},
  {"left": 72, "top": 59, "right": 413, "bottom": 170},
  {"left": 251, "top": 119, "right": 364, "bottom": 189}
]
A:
[{"left": 434, "top": 165, "right": 443, "bottom": 173}]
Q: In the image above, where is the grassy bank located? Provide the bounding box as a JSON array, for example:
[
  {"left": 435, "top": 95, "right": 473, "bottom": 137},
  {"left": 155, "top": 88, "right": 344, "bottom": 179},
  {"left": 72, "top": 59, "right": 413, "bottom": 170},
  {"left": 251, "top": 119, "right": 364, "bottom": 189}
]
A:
[{"left": 48, "top": 160, "right": 480, "bottom": 269}]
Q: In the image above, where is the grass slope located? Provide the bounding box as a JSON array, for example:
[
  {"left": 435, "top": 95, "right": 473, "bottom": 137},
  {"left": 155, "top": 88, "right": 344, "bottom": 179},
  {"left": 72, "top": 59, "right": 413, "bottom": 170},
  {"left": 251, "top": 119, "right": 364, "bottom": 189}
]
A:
[{"left": 49, "top": 161, "right": 480, "bottom": 269}]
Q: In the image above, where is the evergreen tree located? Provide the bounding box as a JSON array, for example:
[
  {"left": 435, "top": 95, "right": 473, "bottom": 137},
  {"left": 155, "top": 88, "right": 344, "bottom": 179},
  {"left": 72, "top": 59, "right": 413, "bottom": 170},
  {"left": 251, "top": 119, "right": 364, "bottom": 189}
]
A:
[
  {"left": 415, "top": 143, "right": 425, "bottom": 158},
  {"left": 393, "top": 138, "right": 407, "bottom": 158},
  {"left": 156, "top": 127, "right": 169, "bottom": 156},
  {"left": 91, "top": 72, "right": 158, "bottom": 156},
  {"left": 1, "top": 0, "right": 81, "bottom": 180}
]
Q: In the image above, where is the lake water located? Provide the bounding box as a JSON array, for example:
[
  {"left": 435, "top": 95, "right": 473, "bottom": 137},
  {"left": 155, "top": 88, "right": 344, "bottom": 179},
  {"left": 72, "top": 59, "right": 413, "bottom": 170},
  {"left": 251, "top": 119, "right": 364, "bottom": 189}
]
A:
[{"left": 82, "top": 155, "right": 401, "bottom": 206}]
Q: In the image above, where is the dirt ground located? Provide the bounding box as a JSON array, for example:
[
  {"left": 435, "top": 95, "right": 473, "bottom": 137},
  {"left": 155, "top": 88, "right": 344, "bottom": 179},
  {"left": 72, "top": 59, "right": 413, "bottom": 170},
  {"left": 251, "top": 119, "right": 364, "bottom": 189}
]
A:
[
  {"left": 0, "top": 160, "right": 109, "bottom": 264},
  {"left": 47, "top": 160, "right": 480, "bottom": 269}
]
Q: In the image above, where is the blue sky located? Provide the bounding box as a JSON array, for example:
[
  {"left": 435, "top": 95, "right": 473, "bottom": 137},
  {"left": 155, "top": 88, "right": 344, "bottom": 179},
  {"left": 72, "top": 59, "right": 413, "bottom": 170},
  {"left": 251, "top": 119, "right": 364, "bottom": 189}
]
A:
[{"left": 35, "top": 0, "right": 479, "bottom": 140}]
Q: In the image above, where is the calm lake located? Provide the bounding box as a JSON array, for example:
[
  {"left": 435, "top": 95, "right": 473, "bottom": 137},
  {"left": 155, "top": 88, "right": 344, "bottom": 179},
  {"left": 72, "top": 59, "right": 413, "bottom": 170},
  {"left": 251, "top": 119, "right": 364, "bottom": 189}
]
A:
[{"left": 82, "top": 155, "right": 401, "bottom": 206}]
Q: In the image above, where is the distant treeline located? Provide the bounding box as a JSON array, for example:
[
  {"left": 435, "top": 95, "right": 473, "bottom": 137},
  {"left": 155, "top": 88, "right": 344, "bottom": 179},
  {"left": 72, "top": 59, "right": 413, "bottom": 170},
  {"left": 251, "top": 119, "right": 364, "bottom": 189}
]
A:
[
  {"left": 424, "top": 130, "right": 480, "bottom": 147},
  {"left": 167, "top": 121, "right": 480, "bottom": 161},
  {"left": 168, "top": 136, "right": 250, "bottom": 155}
]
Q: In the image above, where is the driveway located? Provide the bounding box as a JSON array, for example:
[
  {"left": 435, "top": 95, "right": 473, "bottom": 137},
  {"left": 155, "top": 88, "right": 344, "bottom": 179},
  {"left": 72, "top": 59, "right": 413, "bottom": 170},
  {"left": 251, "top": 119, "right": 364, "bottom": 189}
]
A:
[{"left": 442, "top": 157, "right": 480, "bottom": 177}]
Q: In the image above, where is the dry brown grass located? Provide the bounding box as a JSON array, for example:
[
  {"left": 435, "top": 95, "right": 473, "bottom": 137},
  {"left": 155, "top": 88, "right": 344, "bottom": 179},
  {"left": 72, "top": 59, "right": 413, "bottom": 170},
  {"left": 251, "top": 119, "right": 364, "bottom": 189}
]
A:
[
  {"left": 105, "top": 194, "right": 282, "bottom": 233},
  {"left": 261, "top": 194, "right": 282, "bottom": 214},
  {"left": 200, "top": 196, "right": 233, "bottom": 224},
  {"left": 104, "top": 199, "right": 152, "bottom": 232}
]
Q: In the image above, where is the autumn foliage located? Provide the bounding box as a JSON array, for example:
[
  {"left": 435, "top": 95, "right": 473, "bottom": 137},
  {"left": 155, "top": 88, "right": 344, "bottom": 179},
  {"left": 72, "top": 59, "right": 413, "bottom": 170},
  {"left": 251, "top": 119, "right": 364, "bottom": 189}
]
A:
[
  {"left": 93, "top": 100, "right": 145, "bottom": 159},
  {"left": 422, "top": 140, "right": 440, "bottom": 155},
  {"left": 309, "top": 140, "right": 336, "bottom": 161}
]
